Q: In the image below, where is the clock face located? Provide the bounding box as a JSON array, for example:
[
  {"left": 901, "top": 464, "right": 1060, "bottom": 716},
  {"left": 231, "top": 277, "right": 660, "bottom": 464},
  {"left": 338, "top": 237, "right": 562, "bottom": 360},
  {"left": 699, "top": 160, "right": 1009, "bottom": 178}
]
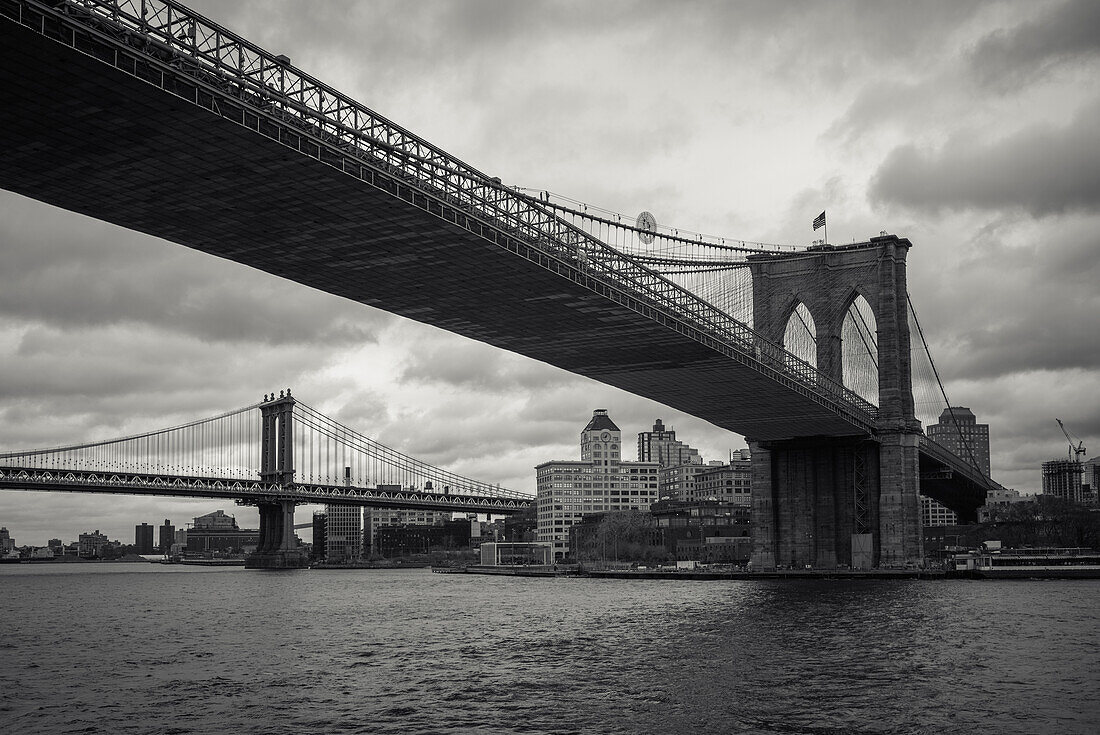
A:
[
  {"left": 636, "top": 211, "right": 657, "bottom": 244},
  {"left": 601, "top": 432, "right": 611, "bottom": 441}
]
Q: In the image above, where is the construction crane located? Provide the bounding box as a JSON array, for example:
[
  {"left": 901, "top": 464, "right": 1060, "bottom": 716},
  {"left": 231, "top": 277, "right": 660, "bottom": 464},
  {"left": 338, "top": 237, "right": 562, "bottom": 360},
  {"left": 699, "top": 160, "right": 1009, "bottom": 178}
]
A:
[{"left": 1055, "top": 419, "right": 1087, "bottom": 461}]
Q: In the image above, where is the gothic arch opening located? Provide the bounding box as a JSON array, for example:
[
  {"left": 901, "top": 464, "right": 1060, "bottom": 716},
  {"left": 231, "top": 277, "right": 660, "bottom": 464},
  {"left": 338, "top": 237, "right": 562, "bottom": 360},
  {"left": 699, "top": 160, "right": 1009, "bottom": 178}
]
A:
[
  {"left": 841, "top": 294, "right": 878, "bottom": 404},
  {"left": 782, "top": 301, "right": 817, "bottom": 368}
]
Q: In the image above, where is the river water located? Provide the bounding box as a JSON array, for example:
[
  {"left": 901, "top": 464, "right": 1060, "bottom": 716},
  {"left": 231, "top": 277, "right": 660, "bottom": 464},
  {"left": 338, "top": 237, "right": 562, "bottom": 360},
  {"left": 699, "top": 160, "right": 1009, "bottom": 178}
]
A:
[{"left": 0, "top": 565, "right": 1097, "bottom": 735}]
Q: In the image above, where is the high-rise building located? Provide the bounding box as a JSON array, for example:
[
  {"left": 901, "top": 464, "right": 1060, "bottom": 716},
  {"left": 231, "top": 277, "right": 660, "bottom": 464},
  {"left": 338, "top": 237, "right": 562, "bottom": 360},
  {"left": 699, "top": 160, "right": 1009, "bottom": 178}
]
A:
[
  {"left": 158, "top": 519, "right": 175, "bottom": 553},
  {"left": 183, "top": 511, "right": 258, "bottom": 555},
  {"left": 1042, "top": 459, "right": 1084, "bottom": 504},
  {"left": 135, "top": 523, "right": 155, "bottom": 554},
  {"left": 637, "top": 419, "right": 702, "bottom": 468},
  {"left": 536, "top": 409, "right": 660, "bottom": 561},
  {"left": 927, "top": 407, "right": 990, "bottom": 477},
  {"left": 920, "top": 496, "right": 958, "bottom": 527},
  {"left": 325, "top": 504, "right": 362, "bottom": 563},
  {"left": 78, "top": 530, "right": 109, "bottom": 558},
  {"left": 311, "top": 511, "right": 327, "bottom": 561},
  {"left": 1081, "top": 458, "right": 1099, "bottom": 506},
  {"left": 0, "top": 527, "right": 14, "bottom": 553}
]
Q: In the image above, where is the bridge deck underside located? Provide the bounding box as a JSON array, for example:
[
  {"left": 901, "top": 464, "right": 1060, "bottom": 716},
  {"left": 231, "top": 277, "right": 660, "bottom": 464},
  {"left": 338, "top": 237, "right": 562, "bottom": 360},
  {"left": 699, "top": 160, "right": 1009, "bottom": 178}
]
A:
[{"left": 0, "top": 19, "right": 867, "bottom": 441}]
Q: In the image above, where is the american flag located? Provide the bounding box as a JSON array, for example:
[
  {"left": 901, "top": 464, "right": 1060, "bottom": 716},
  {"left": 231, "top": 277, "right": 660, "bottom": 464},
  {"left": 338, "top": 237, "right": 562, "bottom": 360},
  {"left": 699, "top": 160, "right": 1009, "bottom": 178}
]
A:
[{"left": 812, "top": 211, "right": 826, "bottom": 231}]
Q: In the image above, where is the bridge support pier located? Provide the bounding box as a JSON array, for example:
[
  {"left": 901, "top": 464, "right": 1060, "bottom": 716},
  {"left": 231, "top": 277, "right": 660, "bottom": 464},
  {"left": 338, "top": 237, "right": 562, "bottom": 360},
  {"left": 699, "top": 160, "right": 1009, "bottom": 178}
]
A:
[
  {"left": 246, "top": 394, "right": 307, "bottom": 569},
  {"left": 749, "top": 434, "right": 922, "bottom": 570},
  {"left": 876, "top": 431, "right": 923, "bottom": 567},
  {"left": 245, "top": 499, "right": 308, "bottom": 569}
]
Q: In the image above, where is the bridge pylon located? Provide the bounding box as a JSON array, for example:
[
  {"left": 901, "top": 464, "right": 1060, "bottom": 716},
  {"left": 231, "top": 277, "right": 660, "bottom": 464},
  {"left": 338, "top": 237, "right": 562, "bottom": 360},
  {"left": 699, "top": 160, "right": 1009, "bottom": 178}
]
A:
[
  {"left": 246, "top": 392, "right": 308, "bottom": 570},
  {"left": 746, "top": 235, "right": 924, "bottom": 570}
]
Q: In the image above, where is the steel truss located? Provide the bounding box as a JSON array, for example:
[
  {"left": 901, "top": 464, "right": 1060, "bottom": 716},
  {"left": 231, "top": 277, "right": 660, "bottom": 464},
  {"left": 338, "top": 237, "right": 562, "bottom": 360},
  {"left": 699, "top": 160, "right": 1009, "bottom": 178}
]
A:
[
  {"left": 918, "top": 435, "right": 996, "bottom": 490},
  {"left": 2, "top": 0, "right": 878, "bottom": 433},
  {"left": 0, "top": 466, "right": 530, "bottom": 512},
  {"left": 853, "top": 448, "right": 869, "bottom": 535}
]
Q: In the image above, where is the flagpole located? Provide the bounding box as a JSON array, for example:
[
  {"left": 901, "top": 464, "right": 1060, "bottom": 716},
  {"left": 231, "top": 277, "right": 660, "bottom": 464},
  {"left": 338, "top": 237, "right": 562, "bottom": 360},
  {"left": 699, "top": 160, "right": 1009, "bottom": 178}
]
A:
[{"left": 824, "top": 216, "right": 827, "bottom": 246}]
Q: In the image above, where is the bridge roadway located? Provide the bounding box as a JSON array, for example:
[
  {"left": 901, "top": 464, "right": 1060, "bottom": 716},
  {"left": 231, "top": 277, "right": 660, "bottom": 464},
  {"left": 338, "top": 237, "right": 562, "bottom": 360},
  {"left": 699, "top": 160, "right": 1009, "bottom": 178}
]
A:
[
  {"left": 0, "top": 1, "right": 988, "bottom": 519},
  {"left": 0, "top": 466, "right": 531, "bottom": 514},
  {"left": 0, "top": 0, "right": 871, "bottom": 443}
]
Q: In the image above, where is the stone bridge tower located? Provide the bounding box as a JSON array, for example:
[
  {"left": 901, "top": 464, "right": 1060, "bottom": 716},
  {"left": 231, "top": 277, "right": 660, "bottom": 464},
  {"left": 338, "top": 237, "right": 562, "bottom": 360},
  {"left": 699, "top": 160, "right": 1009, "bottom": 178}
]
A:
[
  {"left": 745, "top": 234, "right": 923, "bottom": 569},
  {"left": 246, "top": 392, "right": 308, "bottom": 569}
]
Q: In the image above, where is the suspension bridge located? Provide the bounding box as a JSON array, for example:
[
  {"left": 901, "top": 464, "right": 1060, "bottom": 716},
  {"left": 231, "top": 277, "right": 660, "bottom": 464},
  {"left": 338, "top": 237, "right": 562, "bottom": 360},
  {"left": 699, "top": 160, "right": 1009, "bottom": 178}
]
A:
[
  {"left": 0, "top": 0, "right": 999, "bottom": 569},
  {"left": 0, "top": 392, "right": 531, "bottom": 567}
]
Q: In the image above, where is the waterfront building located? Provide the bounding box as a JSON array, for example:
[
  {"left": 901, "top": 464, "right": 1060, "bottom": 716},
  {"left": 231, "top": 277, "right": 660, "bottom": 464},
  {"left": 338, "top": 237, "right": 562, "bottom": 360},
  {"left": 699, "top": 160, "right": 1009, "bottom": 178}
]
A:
[
  {"left": 363, "top": 502, "right": 451, "bottom": 553},
  {"left": 158, "top": 519, "right": 174, "bottom": 553},
  {"left": 978, "top": 487, "right": 1032, "bottom": 521},
  {"left": 192, "top": 510, "right": 238, "bottom": 529},
  {"left": 637, "top": 419, "right": 702, "bottom": 468},
  {"left": 921, "top": 495, "right": 959, "bottom": 527},
  {"left": 184, "top": 512, "right": 258, "bottom": 556},
  {"left": 135, "top": 523, "right": 155, "bottom": 554},
  {"left": 0, "top": 527, "right": 14, "bottom": 553},
  {"left": 922, "top": 524, "right": 971, "bottom": 559},
  {"left": 47, "top": 538, "right": 62, "bottom": 553},
  {"left": 325, "top": 504, "right": 362, "bottom": 563},
  {"left": 1042, "top": 459, "right": 1084, "bottom": 504},
  {"left": 536, "top": 409, "right": 660, "bottom": 561},
  {"left": 78, "top": 530, "right": 109, "bottom": 558},
  {"left": 649, "top": 499, "right": 752, "bottom": 563},
  {"left": 927, "top": 407, "right": 991, "bottom": 477},
  {"left": 479, "top": 541, "right": 552, "bottom": 566},
  {"left": 374, "top": 519, "right": 472, "bottom": 558}
]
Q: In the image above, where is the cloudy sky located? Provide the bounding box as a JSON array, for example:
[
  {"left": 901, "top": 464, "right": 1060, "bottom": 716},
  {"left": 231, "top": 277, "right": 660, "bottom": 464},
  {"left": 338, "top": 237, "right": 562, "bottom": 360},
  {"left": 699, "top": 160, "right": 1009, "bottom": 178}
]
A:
[{"left": 2, "top": 0, "right": 1098, "bottom": 545}]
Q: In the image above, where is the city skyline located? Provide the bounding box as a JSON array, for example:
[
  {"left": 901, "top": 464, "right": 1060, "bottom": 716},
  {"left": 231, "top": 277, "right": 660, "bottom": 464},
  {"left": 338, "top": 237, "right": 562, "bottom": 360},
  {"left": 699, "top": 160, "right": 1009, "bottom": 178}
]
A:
[{"left": 3, "top": 0, "right": 1099, "bottom": 543}]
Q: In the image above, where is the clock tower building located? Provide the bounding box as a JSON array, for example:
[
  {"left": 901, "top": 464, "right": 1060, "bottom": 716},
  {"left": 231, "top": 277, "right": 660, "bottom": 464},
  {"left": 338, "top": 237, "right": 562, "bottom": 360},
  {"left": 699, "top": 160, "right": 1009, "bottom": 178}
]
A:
[
  {"left": 580, "top": 408, "right": 621, "bottom": 464},
  {"left": 535, "top": 409, "right": 660, "bottom": 561}
]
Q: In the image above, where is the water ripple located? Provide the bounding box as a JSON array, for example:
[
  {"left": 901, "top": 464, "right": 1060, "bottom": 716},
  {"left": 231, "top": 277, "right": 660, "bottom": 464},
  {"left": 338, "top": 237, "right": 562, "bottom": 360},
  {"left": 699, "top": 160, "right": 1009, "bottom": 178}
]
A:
[{"left": 0, "top": 567, "right": 1097, "bottom": 734}]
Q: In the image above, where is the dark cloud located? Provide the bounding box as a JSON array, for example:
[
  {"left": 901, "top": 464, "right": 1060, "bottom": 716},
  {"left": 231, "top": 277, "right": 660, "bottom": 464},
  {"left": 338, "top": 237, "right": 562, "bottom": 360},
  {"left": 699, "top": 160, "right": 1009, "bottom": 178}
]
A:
[
  {"left": 969, "top": 0, "right": 1100, "bottom": 91},
  {"left": 869, "top": 98, "right": 1100, "bottom": 216},
  {"left": 906, "top": 214, "right": 1100, "bottom": 383},
  {"left": 932, "top": 368, "right": 1100, "bottom": 492},
  {"left": 825, "top": 78, "right": 947, "bottom": 146},
  {"left": 0, "top": 324, "right": 330, "bottom": 447}
]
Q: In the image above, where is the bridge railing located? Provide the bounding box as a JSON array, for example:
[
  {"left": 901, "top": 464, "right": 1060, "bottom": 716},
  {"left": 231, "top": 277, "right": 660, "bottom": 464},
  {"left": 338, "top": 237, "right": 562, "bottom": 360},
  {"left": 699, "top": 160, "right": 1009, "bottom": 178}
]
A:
[
  {"left": 20, "top": 0, "right": 877, "bottom": 428},
  {"left": 0, "top": 466, "right": 532, "bottom": 510},
  {"left": 918, "top": 435, "right": 998, "bottom": 491}
]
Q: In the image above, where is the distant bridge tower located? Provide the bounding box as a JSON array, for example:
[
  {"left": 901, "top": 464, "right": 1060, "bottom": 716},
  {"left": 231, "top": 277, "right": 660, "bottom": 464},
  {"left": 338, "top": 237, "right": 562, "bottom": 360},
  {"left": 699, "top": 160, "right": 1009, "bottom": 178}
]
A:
[
  {"left": 246, "top": 392, "right": 308, "bottom": 569},
  {"left": 746, "top": 235, "right": 923, "bottom": 569}
]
